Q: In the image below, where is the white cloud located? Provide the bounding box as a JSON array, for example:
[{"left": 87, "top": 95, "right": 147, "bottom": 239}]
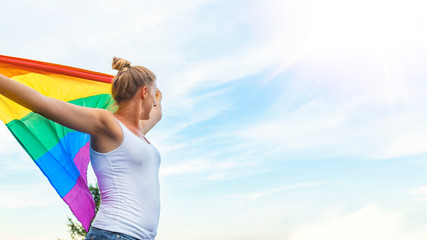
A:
[
  {"left": 375, "top": 131, "right": 427, "bottom": 159},
  {"left": 408, "top": 186, "right": 427, "bottom": 202},
  {"left": 286, "top": 205, "right": 427, "bottom": 240}
]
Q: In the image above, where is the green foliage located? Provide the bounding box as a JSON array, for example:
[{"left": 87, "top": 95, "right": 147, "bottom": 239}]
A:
[
  {"left": 61, "top": 183, "right": 100, "bottom": 240},
  {"left": 67, "top": 216, "right": 87, "bottom": 240},
  {"left": 89, "top": 183, "right": 101, "bottom": 213}
]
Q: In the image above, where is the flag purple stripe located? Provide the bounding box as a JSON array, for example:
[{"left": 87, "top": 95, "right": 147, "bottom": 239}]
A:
[{"left": 63, "top": 176, "right": 96, "bottom": 231}]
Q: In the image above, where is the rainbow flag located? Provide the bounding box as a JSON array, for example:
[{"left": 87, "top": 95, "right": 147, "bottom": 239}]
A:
[{"left": 0, "top": 54, "right": 114, "bottom": 231}]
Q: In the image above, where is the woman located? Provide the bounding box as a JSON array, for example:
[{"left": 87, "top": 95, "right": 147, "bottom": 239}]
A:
[{"left": 0, "top": 57, "right": 163, "bottom": 240}]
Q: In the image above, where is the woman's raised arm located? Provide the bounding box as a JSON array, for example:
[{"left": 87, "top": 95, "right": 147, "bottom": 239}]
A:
[{"left": 0, "top": 73, "right": 110, "bottom": 136}]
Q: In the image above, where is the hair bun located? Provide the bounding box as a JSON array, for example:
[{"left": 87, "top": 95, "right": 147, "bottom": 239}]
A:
[{"left": 112, "top": 57, "right": 131, "bottom": 71}]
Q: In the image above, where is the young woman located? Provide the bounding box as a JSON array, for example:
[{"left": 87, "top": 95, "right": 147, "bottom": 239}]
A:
[{"left": 0, "top": 57, "right": 163, "bottom": 240}]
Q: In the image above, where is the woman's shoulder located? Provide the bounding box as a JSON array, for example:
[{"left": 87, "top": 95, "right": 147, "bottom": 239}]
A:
[{"left": 90, "top": 110, "right": 124, "bottom": 153}]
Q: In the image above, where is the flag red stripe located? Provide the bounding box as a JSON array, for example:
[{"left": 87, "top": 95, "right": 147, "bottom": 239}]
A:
[{"left": 0, "top": 54, "right": 113, "bottom": 83}]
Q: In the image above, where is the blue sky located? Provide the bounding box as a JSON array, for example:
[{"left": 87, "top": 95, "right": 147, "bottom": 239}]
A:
[{"left": 1, "top": 0, "right": 427, "bottom": 239}]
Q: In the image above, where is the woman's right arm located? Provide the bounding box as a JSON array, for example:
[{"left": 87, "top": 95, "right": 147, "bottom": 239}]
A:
[{"left": 0, "top": 74, "right": 111, "bottom": 136}]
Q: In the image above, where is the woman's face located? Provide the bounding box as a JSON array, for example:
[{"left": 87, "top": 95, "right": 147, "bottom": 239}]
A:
[{"left": 140, "top": 80, "right": 157, "bottom": 120}]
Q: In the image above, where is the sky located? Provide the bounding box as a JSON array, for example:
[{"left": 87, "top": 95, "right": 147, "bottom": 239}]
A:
[{"left": 1, "top": 0, "right": 427, "bottom": 239}]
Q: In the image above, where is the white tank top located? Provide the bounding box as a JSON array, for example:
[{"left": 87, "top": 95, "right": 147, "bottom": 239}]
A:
[{"left": 90, "top": 117, "right": 161, "bottom": 240}]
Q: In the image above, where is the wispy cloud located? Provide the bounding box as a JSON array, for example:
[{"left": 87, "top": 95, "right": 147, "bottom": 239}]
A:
[
  {"left": 0, "top": 125, "right": 34, "bottom": 175},
  {"left": 230, "top": 83, "right": 427, "bottom": 160},
  {"left": 225, "top": 182, "right": 326, "bottom": 203},
  {"left": 0, "top": 184, "right": 61, "bottom": 210},
  {"left": 160, "top": 158, "right": 257, "bottom": 178}
]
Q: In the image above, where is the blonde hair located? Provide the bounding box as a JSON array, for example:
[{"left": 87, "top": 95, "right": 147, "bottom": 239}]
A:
[{"left": 111, "top": 57, "right": 156, "bottom": 105}]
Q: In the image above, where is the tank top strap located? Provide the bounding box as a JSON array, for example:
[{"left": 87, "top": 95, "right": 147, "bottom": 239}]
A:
[{"left": 113, "top": 116, "right": 151, "bottom": 144}]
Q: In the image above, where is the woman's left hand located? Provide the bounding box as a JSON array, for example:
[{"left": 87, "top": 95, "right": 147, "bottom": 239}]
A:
[{"left": 155, "top": 88, "right": 162, "bottom": 103}]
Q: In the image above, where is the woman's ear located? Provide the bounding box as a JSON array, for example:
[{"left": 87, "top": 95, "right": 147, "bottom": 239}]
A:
[{"left": 140, "top": 86, "right": 148, "bottom": 99}]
